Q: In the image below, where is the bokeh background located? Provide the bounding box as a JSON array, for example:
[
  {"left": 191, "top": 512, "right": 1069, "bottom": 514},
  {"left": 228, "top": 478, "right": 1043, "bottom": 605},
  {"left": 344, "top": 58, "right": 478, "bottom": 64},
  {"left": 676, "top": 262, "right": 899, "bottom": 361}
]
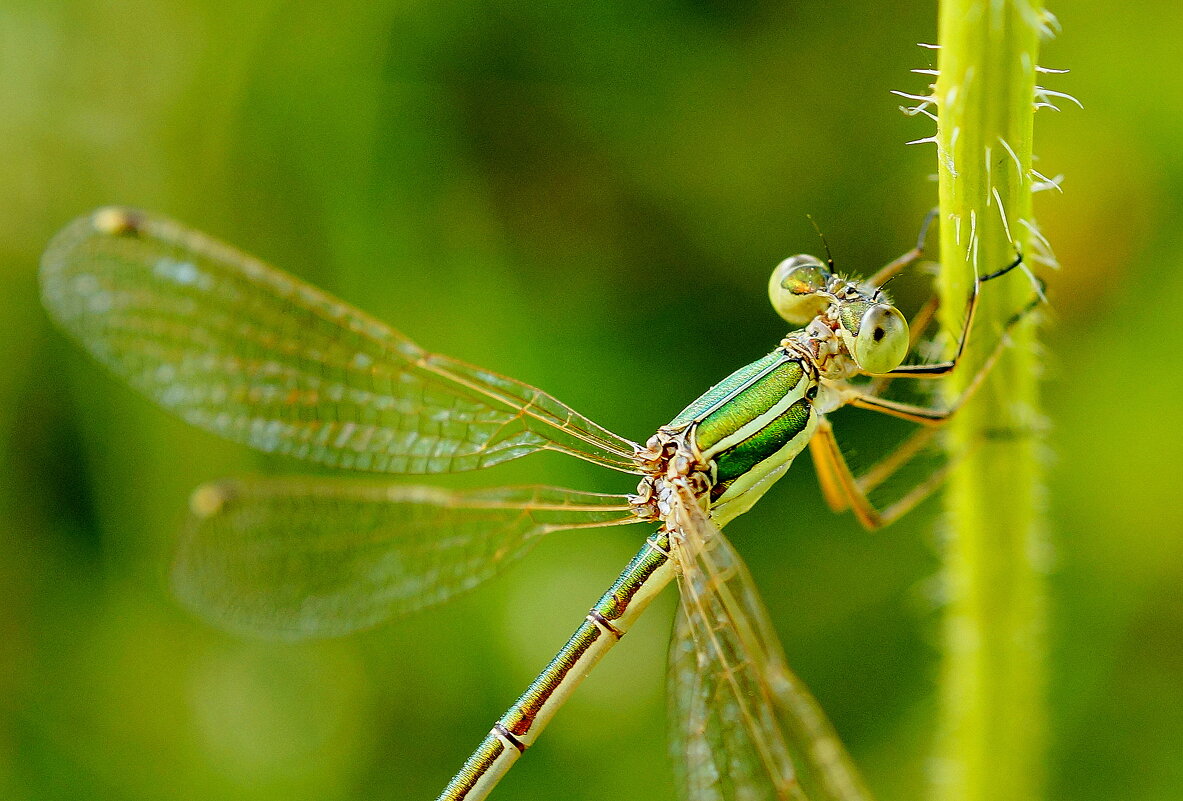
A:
[{"left": 2, "top": 1, "right": 1179, "bottom": 800}]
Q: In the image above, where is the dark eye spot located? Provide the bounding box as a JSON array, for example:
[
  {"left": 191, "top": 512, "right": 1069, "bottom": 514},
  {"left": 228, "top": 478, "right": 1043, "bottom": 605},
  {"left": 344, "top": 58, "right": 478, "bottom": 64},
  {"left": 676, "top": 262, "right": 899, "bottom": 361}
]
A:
[
  {"left": 873, "top": 327, "right": 885, "bottom": 342},
  {"left": 806, "top": 385, "right": 818, "bottom": 400}
]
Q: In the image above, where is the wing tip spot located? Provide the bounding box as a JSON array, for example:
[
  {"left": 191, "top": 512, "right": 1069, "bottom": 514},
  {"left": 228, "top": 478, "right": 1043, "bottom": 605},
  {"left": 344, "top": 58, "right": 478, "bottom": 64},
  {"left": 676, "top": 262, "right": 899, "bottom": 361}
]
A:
[
  {"left": 189, "top": 482, "right": 234, "bottom": 519},
  {"left": 92, "top": 207, "right": 144, "bottom": 237}
]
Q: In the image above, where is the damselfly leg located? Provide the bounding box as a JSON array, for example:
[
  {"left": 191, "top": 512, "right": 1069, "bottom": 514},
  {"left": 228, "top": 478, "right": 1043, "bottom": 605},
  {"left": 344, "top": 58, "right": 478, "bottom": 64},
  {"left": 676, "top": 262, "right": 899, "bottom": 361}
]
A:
[
  {"left": 809, "top": 246, "right": 1045, "bottom": 530},
  {"left": 42, "top": 205, "right": 1047, "bottom": 801}
]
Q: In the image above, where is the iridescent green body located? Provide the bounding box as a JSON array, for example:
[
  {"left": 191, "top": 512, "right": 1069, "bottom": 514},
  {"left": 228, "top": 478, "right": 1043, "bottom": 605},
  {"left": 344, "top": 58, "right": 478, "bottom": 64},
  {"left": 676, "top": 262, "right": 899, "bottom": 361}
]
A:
[
  {"left": 439, "top": 350, "right": 821, "bottom": 800},
  {"left": 438, "top": 530, "right": 675, "bottom": 800},
  {"left": 46, "top": 208, "right": 987, "bottom": 801},
  {"left": 670, "top": 348, "right": 819, "bottom": 526}
]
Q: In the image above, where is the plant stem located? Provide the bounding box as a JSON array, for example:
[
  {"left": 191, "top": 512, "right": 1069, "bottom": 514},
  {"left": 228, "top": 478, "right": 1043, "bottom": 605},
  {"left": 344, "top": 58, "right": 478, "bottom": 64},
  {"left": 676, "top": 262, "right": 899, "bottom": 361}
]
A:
[{"left": 933, "top": 3, "right": 1048, "bottom": 801}]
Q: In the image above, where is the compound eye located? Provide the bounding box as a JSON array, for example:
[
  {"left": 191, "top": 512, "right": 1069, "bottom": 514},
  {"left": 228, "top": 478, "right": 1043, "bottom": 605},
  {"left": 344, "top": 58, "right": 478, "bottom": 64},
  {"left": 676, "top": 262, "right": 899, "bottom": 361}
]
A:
[
  {"left": 850, "top": 304, "right": 910, "bottom": 374},
  {"left": 768, "top": 255, "right": 831, "bottom": 325}
]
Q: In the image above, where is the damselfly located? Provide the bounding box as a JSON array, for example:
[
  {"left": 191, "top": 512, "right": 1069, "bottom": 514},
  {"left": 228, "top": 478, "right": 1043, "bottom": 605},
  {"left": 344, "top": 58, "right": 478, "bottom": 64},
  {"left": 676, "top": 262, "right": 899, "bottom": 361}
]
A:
[{"left": 41, "top": 207, "right": 1035, "bottom": 801}]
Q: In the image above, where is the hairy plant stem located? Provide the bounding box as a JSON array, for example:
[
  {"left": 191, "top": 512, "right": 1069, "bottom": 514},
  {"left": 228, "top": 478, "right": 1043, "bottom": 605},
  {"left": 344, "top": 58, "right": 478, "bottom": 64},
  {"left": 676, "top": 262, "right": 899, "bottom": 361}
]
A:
[{"left": 932, "top": 2, "right": 1048, "bottom": 801}]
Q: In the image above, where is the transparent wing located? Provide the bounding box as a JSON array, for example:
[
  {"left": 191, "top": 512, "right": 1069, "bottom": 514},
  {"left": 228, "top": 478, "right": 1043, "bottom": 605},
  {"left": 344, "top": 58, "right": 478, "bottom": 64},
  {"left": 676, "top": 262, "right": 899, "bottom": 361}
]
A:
[
  {"left": 41, "top": 208, "right": 642, "bottom": 475},
  {"left": 667, "top": 483, "right": 872, "bottom": 801},
  {"left": 175, "top": 479, "right": 640, "bottom": 639}
]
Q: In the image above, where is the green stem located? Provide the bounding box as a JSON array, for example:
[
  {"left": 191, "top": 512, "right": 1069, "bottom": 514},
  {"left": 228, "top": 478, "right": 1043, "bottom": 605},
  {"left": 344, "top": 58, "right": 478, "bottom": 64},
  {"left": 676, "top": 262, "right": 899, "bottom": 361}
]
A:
[{"left": 933, "top": 3, "right": 1048, "bottom": 801}]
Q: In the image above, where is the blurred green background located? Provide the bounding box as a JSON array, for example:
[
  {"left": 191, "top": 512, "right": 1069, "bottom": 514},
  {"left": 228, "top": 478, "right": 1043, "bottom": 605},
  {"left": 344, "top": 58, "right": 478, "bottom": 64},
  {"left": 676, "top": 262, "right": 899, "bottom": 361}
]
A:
[{"left": 2, "top": 1, "right": 1179, "bottom": 800}]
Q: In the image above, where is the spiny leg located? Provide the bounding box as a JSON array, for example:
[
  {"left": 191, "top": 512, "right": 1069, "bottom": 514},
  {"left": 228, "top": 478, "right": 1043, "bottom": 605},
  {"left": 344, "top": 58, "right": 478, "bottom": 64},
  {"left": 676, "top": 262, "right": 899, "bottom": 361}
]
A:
[
  {"left": 887, "top": 253, "right": 1030, "bottom": 378},
  {"left": 808, "top": 411, "right": 1033, "bottom": 530},
  {"left": 846, "top": 282, "right": 1041, "bottom": 426},
  {"left": 865, "top": 291, "right": 939, "bottom": 397},
  {"left": 864, "top": 208, "right": 948, "bottom": 396},
  {"left": 866, "top": 207, "right": 939, "bottom": 288},
  {"left": 808, "top": 417, "right": 951, "bottom": 530},
  {"left": 813, "top": 270, "right": 1045, "bottom": 528},
  {"left": 855, "top": 424, "right": 941, "bottom": 496},
  {"left": 862, "top": 209, "right": 941, "bottom": 400},
  {"left": 809, "top": 418, "right": 855, "bottom": 517}
]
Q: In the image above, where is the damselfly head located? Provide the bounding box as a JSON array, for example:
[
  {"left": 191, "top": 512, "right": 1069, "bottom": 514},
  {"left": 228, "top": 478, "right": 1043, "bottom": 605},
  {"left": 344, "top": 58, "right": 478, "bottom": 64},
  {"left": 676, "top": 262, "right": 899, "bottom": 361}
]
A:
[
  {"left": 833, "top": 298, "right": 909, "bottom": 374},
  {"left": 770, "top": 255, "right": 910, "bottom": 374},
  {"left": 768, "top": 255, "right": 832, "bottom": 325}
]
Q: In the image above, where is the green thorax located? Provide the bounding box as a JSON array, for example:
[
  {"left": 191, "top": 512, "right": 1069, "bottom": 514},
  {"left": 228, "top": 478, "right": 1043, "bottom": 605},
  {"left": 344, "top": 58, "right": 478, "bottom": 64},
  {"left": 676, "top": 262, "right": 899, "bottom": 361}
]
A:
[{"left": 666, "top": 348, "right": 819, "bottom": 525}]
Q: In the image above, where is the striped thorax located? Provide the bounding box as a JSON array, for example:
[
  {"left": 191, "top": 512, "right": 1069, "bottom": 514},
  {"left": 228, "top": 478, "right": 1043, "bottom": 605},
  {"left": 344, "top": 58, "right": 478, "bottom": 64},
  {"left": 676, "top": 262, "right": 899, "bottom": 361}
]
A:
[
  {"left": 42, "top": 207, "right": 1035, "bottom": 801},
  {"left": 655, "top": 350, "right": 819, "bottom": 526},
  {"left": 631, "top": 253, "right": 913, "bottom": 527}
]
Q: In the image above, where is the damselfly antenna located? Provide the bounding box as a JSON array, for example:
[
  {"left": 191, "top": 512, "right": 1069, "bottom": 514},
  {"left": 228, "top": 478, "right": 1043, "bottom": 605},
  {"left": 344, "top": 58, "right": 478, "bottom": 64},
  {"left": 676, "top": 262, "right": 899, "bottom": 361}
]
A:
[
  {"left": 40, "top": 206, "right": 1044, "bottom": 801},
  {"left": 872, "top": 272, "right": 902, "bottom": 302},
  {"left": 806, "top": 214, "right": 836, "bottom": 272}
]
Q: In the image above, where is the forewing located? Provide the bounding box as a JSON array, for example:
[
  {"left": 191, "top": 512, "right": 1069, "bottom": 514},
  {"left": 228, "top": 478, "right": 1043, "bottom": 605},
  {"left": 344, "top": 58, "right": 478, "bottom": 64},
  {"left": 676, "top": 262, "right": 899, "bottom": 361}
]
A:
[
  {"left": 668, "top": 484, "right": 872, "bottom": 801},
  {"left": 175, "top": 479, "right": 639, "bottom": 639},
  {"left": 41, "top": 208, "right": 641, "bottom": 475}
]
